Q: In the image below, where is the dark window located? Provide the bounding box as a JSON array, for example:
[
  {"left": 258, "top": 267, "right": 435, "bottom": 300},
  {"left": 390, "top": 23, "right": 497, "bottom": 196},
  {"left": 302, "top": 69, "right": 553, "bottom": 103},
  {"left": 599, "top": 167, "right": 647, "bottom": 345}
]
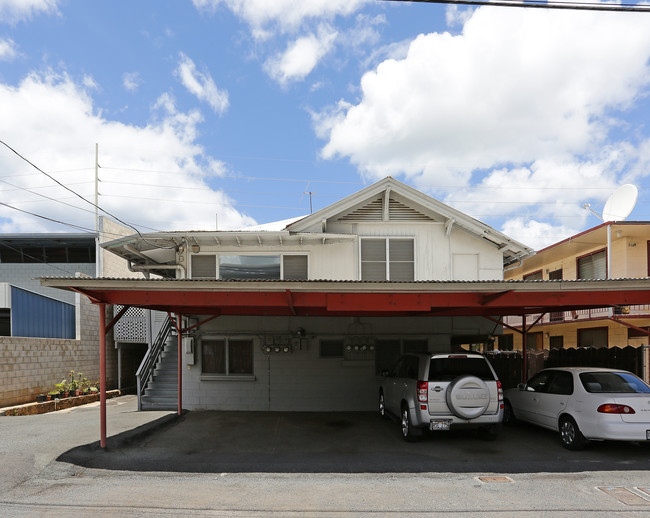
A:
[
  {"left": 0, "top": 243, "right": 94, "bottom": 263},
  {"left": 428, "top": 357, "right": 495, "bottom": 381},
  {"left": 577, "top": 250, "right": 606, "bottom": 279},
  {"left": 320, "top": 339, "right": 344, "bottom": 358},
  {"left": 523, "top": 270, "right": 543, "bottom": 281},
  {"left": 549, "top": 336, "right": 564, "bottom": 350},
  {"left": 404, "top": 356, "right": 419, "bottom": 379},
  {"left": 22, "top": 247, "right": 45, "bottom": 263},
  {"left": 547, "top": 371, "right": 573, "bottom": 395},
  {"left": 375, "top": 339, "right": 401, "bottom": 376},
  {"left": 549, "top": 269, "right": 563, "bottom": 280},
  {"left": 219, "top": 255, "right": 281, "bottom": 280},
  {"left": 202, "top": 338, "right": 253, "bottom": 375},
  {"left": 403, "top": 339, "right": 428, "bottom": 353},
  {"left": 67, "top": 246, "right": 94, "bottom": 263},
  {"left": 526, "top": 331, "right": 543, "bottom": 351},
  {"left": 498, "top": 334, "right": 514, "bottom": 351},
  {"left": 0, "top": 308, "right": 10, "bottom": 336},
  {"left": 577, "top": 327, "right": 608, "bottom": 348}
]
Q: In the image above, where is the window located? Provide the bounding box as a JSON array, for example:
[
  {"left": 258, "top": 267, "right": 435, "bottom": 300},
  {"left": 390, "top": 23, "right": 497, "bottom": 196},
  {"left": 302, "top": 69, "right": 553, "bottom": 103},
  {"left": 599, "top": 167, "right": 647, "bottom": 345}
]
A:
[
  {"left": 580, "top": 371, "right": 650, "bottom": 393},
  {"left": 498, "top": 334, "right": 514, "bottom": 351},
  {"left": 202, "top": 338, "right": 253, "bottom": 375},
  {"left": 192, "top": 255, "right": 217, "bottom": 278},
  {"left": 319, "top": 339, "right": 344, "bottom": 358},
  {"left": 526, "top": 370, "right": 554, "bottom": 392},
  {"left": 577, "top": 250, "right": 606, "bottom": 279},
  {"left": 0, "top": 242, "right": 95, "bottom": 263},
  {"left": 523, "top": 270, "right": 543, "bottom": 281},
  {"left": 549, "top": 336, "right": 564, "bottom": 350},
  {"left": 360, "top": 238, "right": 414, "bottom": 281},
  {"left": 220, "top": 255, "right": 280, "bottom": 279},
  {"left": 577, "top": 327, "right": 608, "bottom": 348},
  {"left": 283, "top": 255, "right": 308, "bottom": 280},
  {"left": 547, "top": 371, "right": 573, "bottom": 395}
]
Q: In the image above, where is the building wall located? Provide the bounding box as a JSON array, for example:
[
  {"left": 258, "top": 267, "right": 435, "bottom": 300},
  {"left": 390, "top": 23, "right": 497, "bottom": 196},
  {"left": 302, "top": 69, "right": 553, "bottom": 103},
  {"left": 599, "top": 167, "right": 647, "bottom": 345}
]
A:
[
  {"left": 100, "top": 217, "right": 144, "bottom": 278},
  {"left": 0, "top": 262, "right": 95, "bottom": 304},
  {"left": 0, "top": 294, "right": 118, "bottom": 408},
  {"left": 182, "top": 314, "right": 494, "bottom": 411}
]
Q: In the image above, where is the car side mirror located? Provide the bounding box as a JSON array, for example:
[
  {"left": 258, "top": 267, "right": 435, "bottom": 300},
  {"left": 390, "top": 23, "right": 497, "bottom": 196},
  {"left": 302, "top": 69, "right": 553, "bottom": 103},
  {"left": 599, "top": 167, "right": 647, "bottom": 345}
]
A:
[{"left": 517, "top": 383, "right": 526, "bottom": 391}]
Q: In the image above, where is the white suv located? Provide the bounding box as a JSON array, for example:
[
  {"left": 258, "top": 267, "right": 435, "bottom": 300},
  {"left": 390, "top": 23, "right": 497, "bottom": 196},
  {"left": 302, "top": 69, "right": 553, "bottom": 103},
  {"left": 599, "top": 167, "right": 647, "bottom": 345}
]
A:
[{"left": 379, "top": 353, "right": 504, "bottom": 441}]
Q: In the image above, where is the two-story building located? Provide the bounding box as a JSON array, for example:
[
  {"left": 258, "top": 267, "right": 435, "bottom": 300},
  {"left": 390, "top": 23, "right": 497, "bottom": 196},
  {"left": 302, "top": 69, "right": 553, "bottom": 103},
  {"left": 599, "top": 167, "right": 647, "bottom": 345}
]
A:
[
  {"left": 503, "top": 221, "right": 650, "bottom": 352},
  {"left": 71, "top": 177, "right": 533, "bottom": 412}
]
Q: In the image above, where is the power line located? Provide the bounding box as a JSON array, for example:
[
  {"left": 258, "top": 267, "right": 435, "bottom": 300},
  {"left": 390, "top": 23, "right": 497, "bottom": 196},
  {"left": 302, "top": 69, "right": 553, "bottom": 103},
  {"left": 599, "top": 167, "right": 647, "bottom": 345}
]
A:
[
  {"left": 381, "top": 0, "right": 650, "bottom": 12},
  {"left": 0, "top": 141, "right": 174, "bottom": 247}
]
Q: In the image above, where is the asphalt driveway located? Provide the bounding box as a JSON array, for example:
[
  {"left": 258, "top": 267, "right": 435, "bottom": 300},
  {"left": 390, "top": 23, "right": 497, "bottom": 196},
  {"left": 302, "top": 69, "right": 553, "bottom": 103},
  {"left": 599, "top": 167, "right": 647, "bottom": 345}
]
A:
[{"left": 59, "top": 406, "right": 650, "bottom": 474}]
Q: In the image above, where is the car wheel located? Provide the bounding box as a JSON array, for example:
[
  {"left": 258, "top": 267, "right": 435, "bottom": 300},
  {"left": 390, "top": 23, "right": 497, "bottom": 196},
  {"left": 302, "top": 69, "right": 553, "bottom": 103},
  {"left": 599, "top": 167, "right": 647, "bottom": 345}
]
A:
[
  {"left": 379, "top": 391, "right": 387, "bottom": 418},
  {"left": 401, "top": 405, "right": 421, "bottom": 442},
  {"left": 503, "top": 400, "right": 516, "bottom": 426},
  {"left": 559, "top": 416, "right": 588, "bottom": 451}
]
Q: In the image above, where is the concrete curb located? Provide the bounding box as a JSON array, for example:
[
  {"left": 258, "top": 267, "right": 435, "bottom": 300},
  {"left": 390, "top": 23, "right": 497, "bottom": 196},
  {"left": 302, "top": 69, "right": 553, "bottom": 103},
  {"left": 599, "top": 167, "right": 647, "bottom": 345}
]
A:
[{"left": 0, "top": 390, "right": 122, "bottom": 416}]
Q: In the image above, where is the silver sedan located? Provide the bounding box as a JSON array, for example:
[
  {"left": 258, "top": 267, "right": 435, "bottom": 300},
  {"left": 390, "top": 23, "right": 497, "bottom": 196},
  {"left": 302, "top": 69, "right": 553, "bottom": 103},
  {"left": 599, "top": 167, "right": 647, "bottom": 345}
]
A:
[{"left": 504, "top": 367, "right": 650, "bottom": 450}]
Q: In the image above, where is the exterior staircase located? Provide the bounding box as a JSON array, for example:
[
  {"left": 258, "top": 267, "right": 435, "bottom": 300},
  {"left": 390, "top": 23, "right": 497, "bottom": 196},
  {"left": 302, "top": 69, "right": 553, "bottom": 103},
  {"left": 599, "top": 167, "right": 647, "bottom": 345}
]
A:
[{"left": 137, "top": 317, "right": 179, "bottom": 411}]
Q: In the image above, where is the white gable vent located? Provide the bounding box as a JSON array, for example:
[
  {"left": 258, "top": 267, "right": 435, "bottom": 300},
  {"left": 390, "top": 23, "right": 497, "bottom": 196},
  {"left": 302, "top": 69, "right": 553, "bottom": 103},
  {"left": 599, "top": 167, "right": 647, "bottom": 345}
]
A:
[{"left": 338, "top": 197, "right": 433, "bottom": 222}]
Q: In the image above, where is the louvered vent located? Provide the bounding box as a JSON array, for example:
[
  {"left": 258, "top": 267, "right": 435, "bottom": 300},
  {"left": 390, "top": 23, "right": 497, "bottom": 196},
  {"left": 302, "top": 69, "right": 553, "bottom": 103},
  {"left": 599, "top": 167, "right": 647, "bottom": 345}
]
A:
[{"left": 338, "top": 197, "right": 433, "bottom": 222}]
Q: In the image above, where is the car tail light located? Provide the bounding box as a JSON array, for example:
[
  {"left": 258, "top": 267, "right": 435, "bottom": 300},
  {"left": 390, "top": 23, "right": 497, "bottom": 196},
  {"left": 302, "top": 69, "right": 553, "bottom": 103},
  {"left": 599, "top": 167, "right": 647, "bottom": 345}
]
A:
[
  {"left": 597, "top": 404, "right": 635, "bottom": 414},
  {"left": 417, "top": 381, "right": 428, "bottom": 402},
  {"left": 497, "top": 380, "right": 503, "bottom": 402}
]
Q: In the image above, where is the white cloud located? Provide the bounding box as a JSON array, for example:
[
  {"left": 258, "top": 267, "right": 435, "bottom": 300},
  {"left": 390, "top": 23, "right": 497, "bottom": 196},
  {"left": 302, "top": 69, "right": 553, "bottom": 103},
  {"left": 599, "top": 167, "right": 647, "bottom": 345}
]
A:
[
  {"left": 175, "top": 52, "right": 229, "bottom": 115},
  {"left": 0, "top": 71, "right": 254, "bottom": 233},
  {"left": 318, "top": 8, "right": 650, "bottom": 186},
  {"left": 501, "top": 218, "right": 579, "bottom": 251},
  {"left": 122, "top": 72, "right": 141, "bottom": 92},
  {"left": 0, "top": 38, "right": 17, "bottom": 60},
  {"left": 0, "top": 0, "right": 60, "bottom": 24},
  {"left": 265, "top": 27, "right": 338, "bottom": 86},
  {"left": 192, "top": 0, "right": 369, "bottom": 39}
]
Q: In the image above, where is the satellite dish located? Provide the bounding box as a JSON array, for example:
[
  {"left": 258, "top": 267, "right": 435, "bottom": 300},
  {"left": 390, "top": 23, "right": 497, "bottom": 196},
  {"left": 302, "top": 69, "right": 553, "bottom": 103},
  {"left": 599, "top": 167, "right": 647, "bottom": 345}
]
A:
[{"left": 602, "top": 184, "right": 638, "bottom": 222}]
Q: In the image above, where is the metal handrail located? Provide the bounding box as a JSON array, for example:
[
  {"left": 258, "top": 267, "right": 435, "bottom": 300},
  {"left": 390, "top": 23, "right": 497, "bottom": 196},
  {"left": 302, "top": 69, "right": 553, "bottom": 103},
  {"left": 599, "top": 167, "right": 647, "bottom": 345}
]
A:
[{"left": 136, "top": 316, "right": 173, "bottom": 411}]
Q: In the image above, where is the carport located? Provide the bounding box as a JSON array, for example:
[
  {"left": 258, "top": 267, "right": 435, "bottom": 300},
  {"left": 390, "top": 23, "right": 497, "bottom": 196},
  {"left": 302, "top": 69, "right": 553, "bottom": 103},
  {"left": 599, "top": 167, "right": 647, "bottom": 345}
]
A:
[{"left": 41, "top": 276, "right": 650, "bottom": 448}]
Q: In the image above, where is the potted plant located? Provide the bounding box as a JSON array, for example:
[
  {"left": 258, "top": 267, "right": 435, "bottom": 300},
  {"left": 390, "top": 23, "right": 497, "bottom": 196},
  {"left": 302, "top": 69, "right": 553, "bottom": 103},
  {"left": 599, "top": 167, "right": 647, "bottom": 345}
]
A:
[
  {"left": 68, "top": 370, "right": 80, "bottom": 396},
  {"left": 55, "top": 379, "right": 68, "bottom": 398},
  {"left": 36, "top": 394, "right": 47, "bottom": 403},
  {"left": 47, "top": 390, "right": 60, "bottom": 401}
]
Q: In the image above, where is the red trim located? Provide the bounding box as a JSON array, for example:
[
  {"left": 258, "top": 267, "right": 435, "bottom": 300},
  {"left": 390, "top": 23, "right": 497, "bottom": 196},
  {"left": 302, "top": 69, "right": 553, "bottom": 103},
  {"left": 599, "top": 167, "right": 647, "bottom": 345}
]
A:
[
  {"left": 72, "top": 287, "right": 650, "bottom": 318},
  {"left": 536, "top": 222, "right": 650, "bottom": 255}
]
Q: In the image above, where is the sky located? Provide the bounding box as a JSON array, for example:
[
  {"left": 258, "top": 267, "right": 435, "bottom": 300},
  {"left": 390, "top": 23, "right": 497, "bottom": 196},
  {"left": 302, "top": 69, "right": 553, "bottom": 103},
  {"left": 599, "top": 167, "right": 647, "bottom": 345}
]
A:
[{"left": 1, "top": 0, "right": 650, "bottom": 250}]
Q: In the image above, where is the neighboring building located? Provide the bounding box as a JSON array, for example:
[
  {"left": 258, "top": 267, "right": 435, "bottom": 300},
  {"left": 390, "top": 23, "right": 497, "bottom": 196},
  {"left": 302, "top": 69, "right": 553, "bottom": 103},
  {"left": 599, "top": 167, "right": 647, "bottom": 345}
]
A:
[
  {"left": 502, "top": 221, "right": 650, "bottom": 352},
  {"left": 98, "top": 177, "right": 533, "bottom": 411},
  {"left": 0, "top": 219, "right": 146, "bottom": 407}
]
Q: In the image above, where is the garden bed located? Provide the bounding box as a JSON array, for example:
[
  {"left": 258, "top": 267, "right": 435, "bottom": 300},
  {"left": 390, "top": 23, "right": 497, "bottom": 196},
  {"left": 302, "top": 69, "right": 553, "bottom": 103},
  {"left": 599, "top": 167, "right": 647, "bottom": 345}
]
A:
[{"left": 1, "top": 390, "right": 122, "bottom": 416}]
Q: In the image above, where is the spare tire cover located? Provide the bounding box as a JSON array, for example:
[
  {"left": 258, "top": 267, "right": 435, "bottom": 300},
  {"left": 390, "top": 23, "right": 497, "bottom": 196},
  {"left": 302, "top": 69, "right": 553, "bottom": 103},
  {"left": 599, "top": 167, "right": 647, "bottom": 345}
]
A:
[{"left": 445, "top": 375, "right": 491, "bottom": 420}]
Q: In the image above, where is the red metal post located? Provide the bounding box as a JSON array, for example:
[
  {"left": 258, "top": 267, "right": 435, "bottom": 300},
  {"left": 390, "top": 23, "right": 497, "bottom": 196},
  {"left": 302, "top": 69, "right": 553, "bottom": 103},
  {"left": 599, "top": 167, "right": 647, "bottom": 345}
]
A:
[
  {"left": 177, "top": 314, "right": 182, "bottom": 416},
  {"left": 99, "top": 303, "right": 107, "bottom": 449},
  {"left": 521, "top": 315, "right": 527, "bottom": 384}
]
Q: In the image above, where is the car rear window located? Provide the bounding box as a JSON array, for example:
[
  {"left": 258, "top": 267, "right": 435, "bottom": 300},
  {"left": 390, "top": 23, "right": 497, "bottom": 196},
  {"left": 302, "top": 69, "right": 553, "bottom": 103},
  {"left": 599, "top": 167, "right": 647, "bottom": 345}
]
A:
[
  {"left": 580, "top": 372, "right": 650, "bottom": 394},
  {"left": 428, "top": 357, "right": 495, "bottom": 381}
]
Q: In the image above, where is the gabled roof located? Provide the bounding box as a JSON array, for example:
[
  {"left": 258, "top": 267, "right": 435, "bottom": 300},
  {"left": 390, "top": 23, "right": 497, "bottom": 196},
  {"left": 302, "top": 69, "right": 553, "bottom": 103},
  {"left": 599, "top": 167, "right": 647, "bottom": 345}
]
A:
[{"left": 287, "top": 177, "right": 532, "bottom": 264}]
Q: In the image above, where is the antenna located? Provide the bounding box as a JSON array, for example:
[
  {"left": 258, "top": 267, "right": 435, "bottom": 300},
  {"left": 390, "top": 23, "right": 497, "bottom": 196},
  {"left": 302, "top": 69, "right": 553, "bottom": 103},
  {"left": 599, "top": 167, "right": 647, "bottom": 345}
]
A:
[{"left": 602, "top": 184, "right": 638, "bottom": 222}]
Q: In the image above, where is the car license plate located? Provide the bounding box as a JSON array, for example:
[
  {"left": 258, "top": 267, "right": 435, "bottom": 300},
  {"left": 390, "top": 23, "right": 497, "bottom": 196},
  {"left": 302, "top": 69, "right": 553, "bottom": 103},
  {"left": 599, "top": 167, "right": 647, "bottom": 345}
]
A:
[{"left": 430, "top": 419, "right": 452, "bottom": 431}]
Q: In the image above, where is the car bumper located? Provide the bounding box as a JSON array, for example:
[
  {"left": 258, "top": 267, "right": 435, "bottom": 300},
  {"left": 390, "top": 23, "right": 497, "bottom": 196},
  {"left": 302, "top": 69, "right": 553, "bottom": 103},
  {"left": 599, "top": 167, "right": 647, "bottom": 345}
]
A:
[
  {"left": 581, "top": 417, "right": 650, "bottom": 442},
  {"left": 412, "top": 407, "right": 503, "bottom": 429}
]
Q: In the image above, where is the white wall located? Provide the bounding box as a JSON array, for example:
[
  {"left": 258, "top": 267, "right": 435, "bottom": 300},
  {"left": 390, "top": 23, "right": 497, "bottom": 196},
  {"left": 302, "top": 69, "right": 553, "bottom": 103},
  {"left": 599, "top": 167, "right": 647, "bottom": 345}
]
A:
[{"left": 182, "top": 314, "right": 495, "bottom": 411}]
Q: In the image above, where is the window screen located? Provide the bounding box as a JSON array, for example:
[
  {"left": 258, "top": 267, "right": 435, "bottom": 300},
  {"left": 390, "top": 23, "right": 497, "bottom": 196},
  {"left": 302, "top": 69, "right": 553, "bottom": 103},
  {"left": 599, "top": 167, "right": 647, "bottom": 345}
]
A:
[
  {"left": 192, "top": 255, "right": 216, "bottom": 278},
  {"left": 577, "top": 250, "right": 606, "bottom": 279},
  {"left": 283, "top": 255, "right": 308, "bottom": 280},
  {"left": 361, "top": 239, "right": 387, "bottom": 281},
  {"left": 389, "top": 240, "right": 414, "bottom": 281}
]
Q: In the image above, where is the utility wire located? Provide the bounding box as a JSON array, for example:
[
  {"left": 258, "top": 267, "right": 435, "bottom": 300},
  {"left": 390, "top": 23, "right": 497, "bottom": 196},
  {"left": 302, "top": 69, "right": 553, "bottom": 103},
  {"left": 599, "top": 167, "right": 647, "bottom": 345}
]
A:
[
  {"left": 0, "top": 140, "right": 175, "bottom": 248},
  {"left": 381, "top": 0, "right": 650, "bottom": 12}
]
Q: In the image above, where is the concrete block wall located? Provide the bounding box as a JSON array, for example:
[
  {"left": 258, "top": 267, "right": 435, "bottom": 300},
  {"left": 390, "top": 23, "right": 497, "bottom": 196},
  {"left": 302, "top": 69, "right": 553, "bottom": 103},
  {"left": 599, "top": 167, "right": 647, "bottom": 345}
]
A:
[
  {"left": 0, "top": 295, "right": 117, "bottom": 407},
  {"left": 99, "top": 217, "right": 144, "bottom": 278}
]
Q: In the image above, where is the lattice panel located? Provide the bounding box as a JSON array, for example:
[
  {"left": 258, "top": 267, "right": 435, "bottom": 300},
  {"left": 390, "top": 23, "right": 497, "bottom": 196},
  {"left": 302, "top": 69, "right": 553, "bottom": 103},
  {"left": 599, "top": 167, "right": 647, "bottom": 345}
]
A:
[{"left": 114, "top": 305, "right": 148, "bottom": 342}]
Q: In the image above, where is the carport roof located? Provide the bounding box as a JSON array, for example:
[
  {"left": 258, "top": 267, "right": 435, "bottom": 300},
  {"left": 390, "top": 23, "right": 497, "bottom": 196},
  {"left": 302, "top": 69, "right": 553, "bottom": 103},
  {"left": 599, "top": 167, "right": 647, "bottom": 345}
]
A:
[{"left": 40, "top": 277, "right": 650, "bottom": 318}]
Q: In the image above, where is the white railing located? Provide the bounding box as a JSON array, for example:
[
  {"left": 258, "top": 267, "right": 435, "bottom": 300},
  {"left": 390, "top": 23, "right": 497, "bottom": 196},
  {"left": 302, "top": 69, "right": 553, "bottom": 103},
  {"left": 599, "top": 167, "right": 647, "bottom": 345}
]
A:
[{"left": 503, "top": 304, "right": 650, "bottom": 328}]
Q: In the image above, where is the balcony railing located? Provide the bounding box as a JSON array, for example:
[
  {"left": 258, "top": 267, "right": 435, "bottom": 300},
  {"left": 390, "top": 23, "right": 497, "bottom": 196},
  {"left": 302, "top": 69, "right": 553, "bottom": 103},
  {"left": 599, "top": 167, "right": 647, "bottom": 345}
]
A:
[{"left": 503, "top": 304, "right": 650, "bottom": 327}]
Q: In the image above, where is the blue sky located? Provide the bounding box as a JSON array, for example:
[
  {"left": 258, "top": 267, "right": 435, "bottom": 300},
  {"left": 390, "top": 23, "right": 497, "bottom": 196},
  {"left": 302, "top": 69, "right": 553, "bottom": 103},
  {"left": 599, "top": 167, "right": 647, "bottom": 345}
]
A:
[{"left": 1, "top": 0, "right": 650, "bottom": 249}]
